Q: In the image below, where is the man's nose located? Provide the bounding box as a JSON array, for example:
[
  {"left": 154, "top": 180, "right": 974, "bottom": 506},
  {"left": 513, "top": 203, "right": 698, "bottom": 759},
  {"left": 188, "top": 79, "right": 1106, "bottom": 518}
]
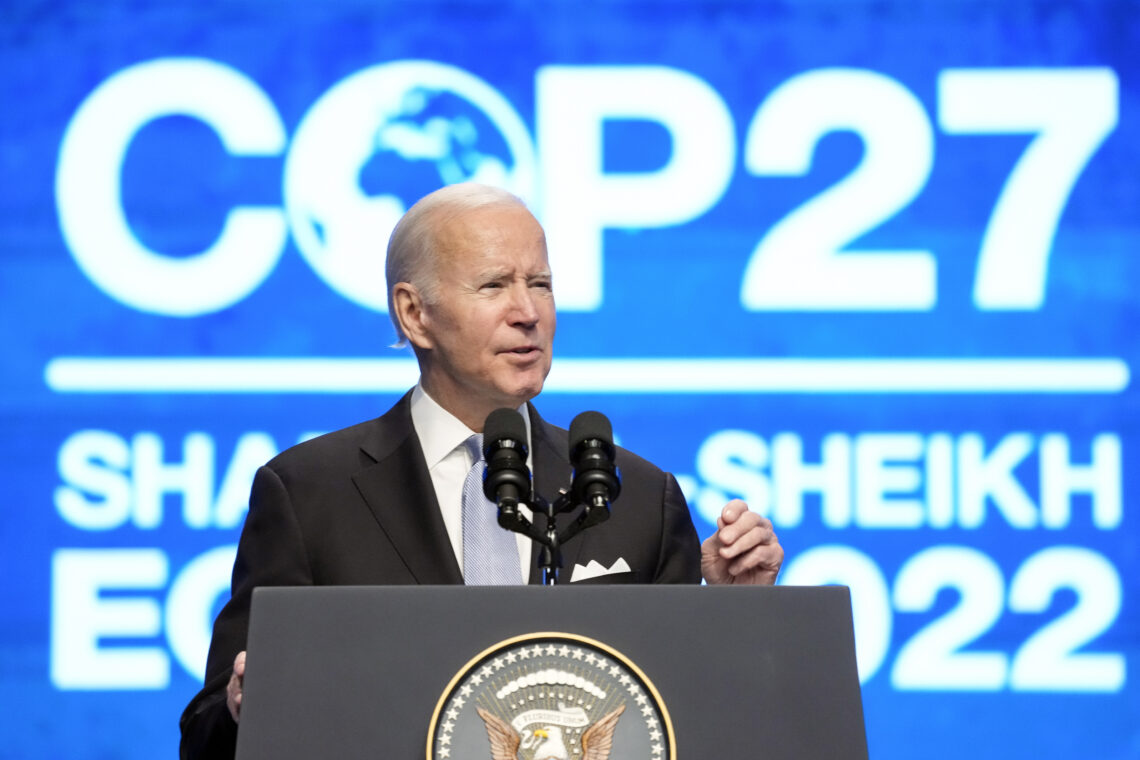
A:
[{"left": 507, "top": 283, "right": 540, "bottom": 325}]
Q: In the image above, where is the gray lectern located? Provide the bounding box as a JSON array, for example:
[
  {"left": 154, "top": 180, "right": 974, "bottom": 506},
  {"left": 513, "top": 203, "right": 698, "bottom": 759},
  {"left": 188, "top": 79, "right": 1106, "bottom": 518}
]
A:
[{"left": 235, "top": 585, "right": 868, "bottom": 759}]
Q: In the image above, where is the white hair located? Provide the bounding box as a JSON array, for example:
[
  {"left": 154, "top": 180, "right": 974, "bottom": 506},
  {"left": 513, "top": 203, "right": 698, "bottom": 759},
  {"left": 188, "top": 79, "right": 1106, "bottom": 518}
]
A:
[{"left": 385, "top": 183, "right": 529, "bottom": 346}]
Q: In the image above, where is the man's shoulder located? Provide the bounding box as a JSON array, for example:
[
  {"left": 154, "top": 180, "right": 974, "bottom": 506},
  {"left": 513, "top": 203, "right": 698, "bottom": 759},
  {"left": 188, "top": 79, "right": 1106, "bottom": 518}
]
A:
[
  {"left": 613, "top": 441, "right": 667, "bottom": 478},
  {"left": 268, "top": 417, "right": 377, "bottom": 462},
  {"left": 265, "top": 394, "right": 414, "bottom": 476}
]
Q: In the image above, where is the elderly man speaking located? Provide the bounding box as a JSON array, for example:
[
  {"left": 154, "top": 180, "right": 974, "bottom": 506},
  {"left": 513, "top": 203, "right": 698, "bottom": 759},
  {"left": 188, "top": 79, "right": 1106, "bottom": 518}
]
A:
[{"left": 179, "top": 183, "right": 783, "bottom": 759}]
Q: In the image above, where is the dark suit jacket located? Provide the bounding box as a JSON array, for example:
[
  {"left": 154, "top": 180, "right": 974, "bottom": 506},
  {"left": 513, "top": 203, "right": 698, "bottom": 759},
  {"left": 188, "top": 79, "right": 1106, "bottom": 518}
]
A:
[{"left": 179, "top": 392, "right": 700, "bottom": 759}]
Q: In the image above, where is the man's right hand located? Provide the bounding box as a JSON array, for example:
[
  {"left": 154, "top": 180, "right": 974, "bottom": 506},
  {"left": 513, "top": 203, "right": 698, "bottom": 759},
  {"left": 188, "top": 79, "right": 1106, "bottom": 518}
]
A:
[{"left": 226, "top": 651, "right": 246, "bottom": 723}]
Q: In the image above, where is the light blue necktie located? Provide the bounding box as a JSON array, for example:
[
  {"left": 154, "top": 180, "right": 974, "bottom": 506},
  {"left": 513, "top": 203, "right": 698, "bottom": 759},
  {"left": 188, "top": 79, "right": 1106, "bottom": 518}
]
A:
[{"left": 461, "top": 434, "right": 523, "bottom": 585}]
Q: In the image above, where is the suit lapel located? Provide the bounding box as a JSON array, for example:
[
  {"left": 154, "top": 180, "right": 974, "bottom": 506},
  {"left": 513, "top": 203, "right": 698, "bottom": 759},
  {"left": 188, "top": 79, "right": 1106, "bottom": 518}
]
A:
[
  {"left": 352, "top": 392, "right": 463, "bottom": 585},
  {"left": 529, "top": 405, "right": 587, "bottom": 584}
]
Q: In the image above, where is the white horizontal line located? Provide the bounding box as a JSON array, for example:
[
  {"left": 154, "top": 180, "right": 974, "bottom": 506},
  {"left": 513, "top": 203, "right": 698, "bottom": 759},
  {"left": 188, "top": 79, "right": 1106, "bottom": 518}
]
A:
[
  {"left": 549, "top": 358, "right": 1131, "bottom": 393},
  {"left": 44, "top": 357, "right": 1130, "bottom": 394}
]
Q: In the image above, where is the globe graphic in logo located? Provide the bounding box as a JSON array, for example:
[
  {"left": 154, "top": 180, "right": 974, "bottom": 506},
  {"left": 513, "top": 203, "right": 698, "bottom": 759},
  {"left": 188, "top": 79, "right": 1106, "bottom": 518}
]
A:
[{"left": 283, "top": 61, "right": 536, "bottom": 311}]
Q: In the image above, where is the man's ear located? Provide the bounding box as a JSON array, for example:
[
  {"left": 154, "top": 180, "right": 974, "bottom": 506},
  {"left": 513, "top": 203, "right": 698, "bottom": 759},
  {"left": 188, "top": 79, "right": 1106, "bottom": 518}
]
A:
[{"left": 392, "top": 282, "right": 433, "bottom": 349}]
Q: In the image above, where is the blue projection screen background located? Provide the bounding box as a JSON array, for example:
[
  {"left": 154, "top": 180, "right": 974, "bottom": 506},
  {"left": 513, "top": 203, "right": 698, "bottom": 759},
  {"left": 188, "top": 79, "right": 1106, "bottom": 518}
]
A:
[{"left": 2, "top": 1, "right": 1138, "bottom": 758}]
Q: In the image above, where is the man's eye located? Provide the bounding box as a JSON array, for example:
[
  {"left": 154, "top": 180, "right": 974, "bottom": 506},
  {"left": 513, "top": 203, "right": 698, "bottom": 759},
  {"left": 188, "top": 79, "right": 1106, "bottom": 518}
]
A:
[{"left": 531, "top": 280, "right": 552, "bottom": 290}]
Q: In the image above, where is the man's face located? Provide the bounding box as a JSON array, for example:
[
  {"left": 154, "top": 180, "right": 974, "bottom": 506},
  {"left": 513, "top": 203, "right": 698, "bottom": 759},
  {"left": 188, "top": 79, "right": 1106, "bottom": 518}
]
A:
[{"left": 415, "top": 203, "right": 556, "bottom": 421}]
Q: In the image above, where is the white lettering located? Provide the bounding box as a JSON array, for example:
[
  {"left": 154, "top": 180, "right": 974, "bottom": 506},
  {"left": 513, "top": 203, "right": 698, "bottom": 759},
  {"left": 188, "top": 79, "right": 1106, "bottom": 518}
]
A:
[
  {"left": 694, "top": 430, "right": 771, "bottom": 525},
  {"left": 55, "top": 430, "right": 132, "bottom": 530},
  {"left": 939, "top": 69, "right": 1119, "bottom": 310},
  {"left": 55, "top": 430, "right": 289, "bottom": 531},
  {"left": 925, "top": 433, "right": 955, "bottom": 528},
  {"left": 742, "top": 68, "right": 936, "bottom": 310},
  {"left": 854, "top": 433, "right": 925, "bottom": 528},
  {"left": 51, "top": 549, "right": 169, "bottom": 689},
  {"left": 537, "top": 65, "right": 735, "bottom": 309},
  {"left": 132, "top": 432, "right": 214, "bottom": 529},
  {"left": 1040, "top": 434, "right": 1121, "bottom": 529},
  {"left": 687, "top": 429, "right": 1120, "bottom": 532},
  {"left": 55, "top": 57, "right": 287, "bottom": 315},
  {"left": 772, "top": 433, "right": 852, "bottom": 528},
  {"left": 891, "top": 546, "right": 1006, "bottom": 690},
  {"left": 957, "top": 434, "right": 1037, "bottom": 529}
]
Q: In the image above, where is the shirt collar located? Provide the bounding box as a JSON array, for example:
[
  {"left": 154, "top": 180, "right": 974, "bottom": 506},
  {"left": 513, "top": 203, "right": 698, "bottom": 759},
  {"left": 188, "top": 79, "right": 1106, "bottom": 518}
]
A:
[{"left": 410, "top": 383, "right": 532, "bottom": 468}]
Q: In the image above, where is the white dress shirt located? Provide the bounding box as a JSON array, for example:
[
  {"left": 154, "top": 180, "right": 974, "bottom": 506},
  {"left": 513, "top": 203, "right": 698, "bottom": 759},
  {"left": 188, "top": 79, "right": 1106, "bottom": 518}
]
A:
[{"left": 409, "top": 384, "right": 534, "bottom": 581}]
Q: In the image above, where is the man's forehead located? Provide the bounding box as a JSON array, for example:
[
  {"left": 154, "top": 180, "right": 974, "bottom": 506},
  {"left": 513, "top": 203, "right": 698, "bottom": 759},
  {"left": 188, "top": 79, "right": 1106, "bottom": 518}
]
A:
[
  {"left": 432, "top": 207, "right": 549, "bottom": 272},
  {"left": 449, "top": 255, "right": 552, "bottom": 282},
  {"left": 471, "top": 262, "right": 552, "bottom": 278}
]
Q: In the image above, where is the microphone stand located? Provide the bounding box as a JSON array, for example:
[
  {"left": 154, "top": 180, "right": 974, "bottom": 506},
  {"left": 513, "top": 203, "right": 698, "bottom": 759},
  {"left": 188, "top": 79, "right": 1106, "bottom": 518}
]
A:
[{"left": 498, "top": 488, "right": 611, "bottom": 586}]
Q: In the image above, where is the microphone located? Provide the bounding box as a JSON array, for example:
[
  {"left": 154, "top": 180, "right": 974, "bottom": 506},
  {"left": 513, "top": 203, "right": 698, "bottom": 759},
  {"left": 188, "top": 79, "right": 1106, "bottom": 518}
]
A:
[
  {"left": 481, "top": 408, "right": 531, "bottom": 522},
  {"left": 568, "top": 411, "right": 621, "bottom": 516}
]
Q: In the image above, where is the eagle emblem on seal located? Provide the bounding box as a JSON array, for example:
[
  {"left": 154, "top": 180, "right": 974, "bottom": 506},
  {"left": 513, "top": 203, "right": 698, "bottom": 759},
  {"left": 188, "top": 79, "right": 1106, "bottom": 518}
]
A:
[
  {"left": 429, "top": 634, "right": 674, "bottom": 760},
  {"left": 477, "top": 703, "right": 625, "bottom": 760}
]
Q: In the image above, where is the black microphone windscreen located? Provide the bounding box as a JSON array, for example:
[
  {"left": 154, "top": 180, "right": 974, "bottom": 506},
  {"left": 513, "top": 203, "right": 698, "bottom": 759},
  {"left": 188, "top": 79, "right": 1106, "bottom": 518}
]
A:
[
  {"left": 569, "top": 411, "right": 613, "bottom": 452},
  {"left": 483, "top": 407, "right": 527, "bottom": 452}
]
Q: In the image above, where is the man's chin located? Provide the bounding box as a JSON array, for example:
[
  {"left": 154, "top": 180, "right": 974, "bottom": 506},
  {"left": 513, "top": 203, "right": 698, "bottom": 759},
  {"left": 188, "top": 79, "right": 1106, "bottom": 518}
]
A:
[
  {"left": 500, "top": 374, "right": 547, "bottom": 407},
  {"left": 507, "top": 383, "right": 544, "bottom": 407}
]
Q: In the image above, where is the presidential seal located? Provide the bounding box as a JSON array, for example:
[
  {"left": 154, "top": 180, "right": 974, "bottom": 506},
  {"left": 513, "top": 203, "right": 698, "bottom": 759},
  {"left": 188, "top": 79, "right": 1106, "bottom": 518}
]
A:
[{"left": 427, "top": 632, "right": 675, "bottom": 760}]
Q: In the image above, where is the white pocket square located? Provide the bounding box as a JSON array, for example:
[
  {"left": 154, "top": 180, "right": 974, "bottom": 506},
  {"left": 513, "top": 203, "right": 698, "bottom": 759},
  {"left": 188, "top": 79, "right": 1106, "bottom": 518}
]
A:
[{"left": 569, "top": 558, "right": 632, "bottom": 582}]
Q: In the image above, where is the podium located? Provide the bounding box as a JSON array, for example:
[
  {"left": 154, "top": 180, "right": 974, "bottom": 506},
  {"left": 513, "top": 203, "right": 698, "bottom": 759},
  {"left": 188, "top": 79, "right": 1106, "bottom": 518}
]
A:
[{"left": 235, "top": 585, "right": 868, "bottom": 759}]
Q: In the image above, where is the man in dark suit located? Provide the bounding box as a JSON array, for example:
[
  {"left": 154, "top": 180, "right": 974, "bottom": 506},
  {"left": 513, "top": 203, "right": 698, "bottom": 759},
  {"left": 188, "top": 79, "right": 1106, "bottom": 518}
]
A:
[{"left": 179, "top": 183, "right": 783, "bottom": 759}]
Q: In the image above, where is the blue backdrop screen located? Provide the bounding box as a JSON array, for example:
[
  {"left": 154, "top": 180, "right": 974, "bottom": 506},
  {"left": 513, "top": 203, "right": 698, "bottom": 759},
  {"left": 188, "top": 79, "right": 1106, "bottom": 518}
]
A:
[{"left": 1, "top": 2, "right": 1137, "bottom": 758}]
